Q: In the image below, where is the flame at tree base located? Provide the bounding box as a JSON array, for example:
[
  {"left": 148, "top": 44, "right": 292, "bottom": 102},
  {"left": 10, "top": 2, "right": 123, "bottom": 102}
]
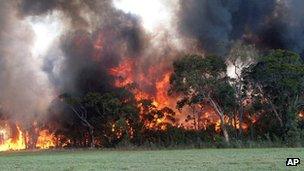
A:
[
  {"left": 0, "top": 126, "right": 26, "bottom": 151},
  {"left": 36, "top": 130, "right": 56, "bottom": 149},
  {"left": 0, "top": 124, "right": 58, "bottom": 152}
]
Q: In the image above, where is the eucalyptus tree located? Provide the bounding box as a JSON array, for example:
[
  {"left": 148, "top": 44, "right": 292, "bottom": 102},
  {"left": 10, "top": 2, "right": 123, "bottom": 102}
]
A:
[
  {"left": 169, "top": 54, "right": 237, "bottom": 144},
  {"left": 243, "top": 50, "right": 304, "bottom": 145},
  {"left": 227, "top": 41, "right": 258, "bottom": 139}
]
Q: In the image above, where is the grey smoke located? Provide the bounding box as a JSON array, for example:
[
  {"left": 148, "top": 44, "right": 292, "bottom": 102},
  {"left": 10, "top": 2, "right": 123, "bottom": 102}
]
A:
[
  {"left": 0, "top": 1, "right": 53, "bottom": 125},
  {"left": 178, "top": 0, "right": 304, "bottom": 56},
  {"left": 1, "top": 0, "right": 304, "bottom": 127}
]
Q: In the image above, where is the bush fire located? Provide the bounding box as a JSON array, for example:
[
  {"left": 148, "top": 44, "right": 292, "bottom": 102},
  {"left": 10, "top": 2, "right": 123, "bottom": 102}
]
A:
[{"left": 0, "top": 0, "right": 304, "bottom": 152}]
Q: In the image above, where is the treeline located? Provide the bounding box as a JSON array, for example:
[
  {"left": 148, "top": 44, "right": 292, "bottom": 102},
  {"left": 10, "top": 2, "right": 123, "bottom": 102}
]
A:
[{"left": 48, "top": 47, "right": 304, "bottom": 148}]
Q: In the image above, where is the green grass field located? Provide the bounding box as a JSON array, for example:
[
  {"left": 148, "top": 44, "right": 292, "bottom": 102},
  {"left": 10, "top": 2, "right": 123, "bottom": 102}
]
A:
[{"left": 0, "top": 148, "right": 303, "bottom": 170}]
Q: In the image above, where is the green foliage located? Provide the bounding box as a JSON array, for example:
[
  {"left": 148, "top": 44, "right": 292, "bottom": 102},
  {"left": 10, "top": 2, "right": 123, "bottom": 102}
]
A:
[
  {"left": 53, "top": 50, "right": 304, "bottom": 148},
  {"left": 244, "top": 49, "right": 304, "bottom": 145},
  {"left": 170, "top": 54, "right": 236, "bottom": 113},
  {"left": 59, "top": 90, "right": 140, "bottom": 147},
  {"left": 213, "top": 82, "right": 237, "bottom": 115},
  {"left": 245, "top": 50, "right": 304, "bottom": 95},
  {"left": 141, "top": 126, "right": 216, "bottom": 148},
  {"left": 170, "top": 55, "right": 226, "bottom": 95},
  {"left": 169, "top": 54, "right": 236, "bottom": 143}
]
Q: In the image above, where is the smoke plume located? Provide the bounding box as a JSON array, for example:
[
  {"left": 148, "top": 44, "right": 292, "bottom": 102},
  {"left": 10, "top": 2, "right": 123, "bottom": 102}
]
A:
[
  {"left": 1, "top": 0, "right": 304, "bottom": 127},
  {"left": 0, "top": 1, "right": 53, "bottom": 125},
  {"left": 178, "top": 0, "right": 304, "bottom": 56}
]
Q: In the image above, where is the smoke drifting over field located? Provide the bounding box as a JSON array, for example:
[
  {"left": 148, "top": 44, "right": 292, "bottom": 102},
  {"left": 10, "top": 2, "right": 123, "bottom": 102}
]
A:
[{"left": 0, "top": 0, "right": 304, "bottom": 125}]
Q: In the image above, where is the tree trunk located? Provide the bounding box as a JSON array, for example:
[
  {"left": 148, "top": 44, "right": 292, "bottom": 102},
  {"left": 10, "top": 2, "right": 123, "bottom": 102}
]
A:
[
  {"left": 89, "top": 128, "right": 95, "bottom": 148},
  {"left": 238, "top": 101, "right": 244, "bottom": 140},
  {"left": 233, "top": 113, "right": 238, "bottom": 138},
  {"left": 27, "top": 127, "right": 38, "bottom": 149},
  {"left": 191, "top": 106, "right": 198, "bottom": 130},
  {"left": 235, "top": 67, "right": 243, "bottom": 140},
  {"left": 257, "top": 85, "right": 283, "bottom": 127},
  {"left": 219, "top": 116, "right": 230, "bottom": 144},
  {"left": 208, "top": 98, "right": 230, "bottom": 144}
]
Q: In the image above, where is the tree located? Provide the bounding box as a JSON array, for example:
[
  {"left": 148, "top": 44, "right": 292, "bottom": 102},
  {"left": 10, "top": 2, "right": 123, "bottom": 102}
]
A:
[
  {"left": 169, "top": 54, "right": 237, "bottom": 144},
  {"left": 60, "top": 94, "right": 96, "bottom": 148},
  {"left": 60, "top": 91, "right": 140, "bottom": 148},
  {"left": 84, "top": 92, "right": 139, "bottom": 146},
  {"left": 227, "top": 41, "right": 258, "bottom": 139},
  {"left": 243, "top": 50, "right": 304, "bottom": 145},
  {"left": 138, "top": 99, "right": 176, "bottom": 130}
]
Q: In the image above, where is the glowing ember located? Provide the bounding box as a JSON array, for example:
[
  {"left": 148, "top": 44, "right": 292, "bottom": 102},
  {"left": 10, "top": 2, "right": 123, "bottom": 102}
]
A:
[
  {"left": 215, "top": 120, "right": 221, "bottom": 133},
  {"left": 251, "top": 115, "right": 259, "bottom": 124},
  {"left": 215, "top": 116, "right": 249, "bottom": 133},
  {"left": 111, "top": 124, "right": 123, "bottom": 139}
]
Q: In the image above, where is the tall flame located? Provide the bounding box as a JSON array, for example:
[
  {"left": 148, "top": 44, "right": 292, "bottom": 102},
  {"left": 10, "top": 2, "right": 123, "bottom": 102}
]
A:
[
  {"left": 0, "top": 126, "right": 26, "bottom": 151},
  {"left": 0, "top": 123, "right": 58, "bottom": 152},
  {"left": 108, "top": 57, "right": 254, "bottom": 132}
]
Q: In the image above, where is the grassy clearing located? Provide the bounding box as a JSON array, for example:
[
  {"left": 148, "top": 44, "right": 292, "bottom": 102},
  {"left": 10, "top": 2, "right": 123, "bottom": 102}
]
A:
[{"left": 0, "top": 148, "right": 303, "bottom": 171}]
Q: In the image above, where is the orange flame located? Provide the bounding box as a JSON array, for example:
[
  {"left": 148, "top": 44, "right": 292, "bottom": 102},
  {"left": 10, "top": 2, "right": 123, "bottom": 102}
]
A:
[
  {"left": 0, "top": 123, "right": 59, "bottom": 151},
  {"left": 36, "top": 130, "right": 56, "bottom": 149},
  {"left": 108, "top": 58, "right": 255, "bottom": 132},
  {"left": 0, "top": 125, "right": 26, "bottom": 151},
  {"left": 155, "top": 73, "right": 171, "bottom": 108},
  {"left": 215, "top": 116, "right": 249, "bottom": 133},
  {"left": 109, "top": 58, "right": 135, "bottom": 88}
]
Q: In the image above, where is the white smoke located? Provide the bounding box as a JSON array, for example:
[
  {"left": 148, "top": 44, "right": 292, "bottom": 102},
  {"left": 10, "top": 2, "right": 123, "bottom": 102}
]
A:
[{"left": 0, "top": 2, "right": 63, "bottom": 124}]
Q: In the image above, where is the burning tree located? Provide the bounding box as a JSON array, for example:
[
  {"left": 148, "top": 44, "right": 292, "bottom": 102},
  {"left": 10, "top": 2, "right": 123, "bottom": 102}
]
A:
[
  {"left": 227, "top": 41, "right": 258, "bottom": 139},
  {"left": 169, "top": 54, "right": 237, "bottom": 144},
  {"left": 243, "top": 50, "right": 304, "bottom": 146},
  {"left": 59, "top": 90, "right": 140, "bottom": 148},
  {"left": 138, "top": 99, "right": 176, "bottom": 130},
  {"left": 1, "top": 0, "right": 304, "bottom": 152}
]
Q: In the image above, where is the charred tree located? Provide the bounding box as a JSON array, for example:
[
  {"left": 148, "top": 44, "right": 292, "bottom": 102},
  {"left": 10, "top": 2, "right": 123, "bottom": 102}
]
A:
[{"left": 70, "top": 105, "right": 95, "bottom": 148}]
